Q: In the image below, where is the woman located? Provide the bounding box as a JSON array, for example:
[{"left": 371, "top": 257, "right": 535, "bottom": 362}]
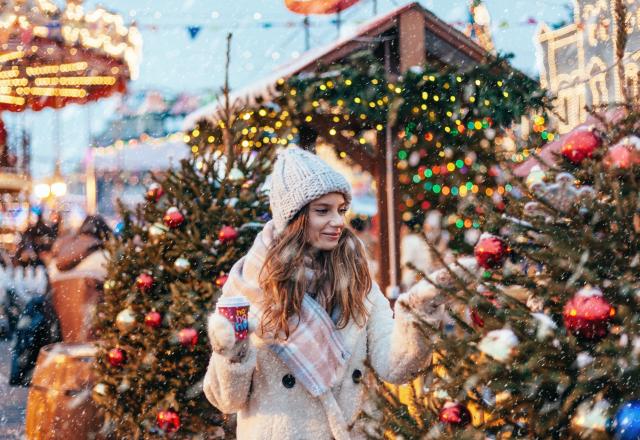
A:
[
  {"left": 204, "top": 147, "right": 453, "bottom": 440},
  {"left": 48, "top": 215, "right": 111, "bottom": 282},
  {"left": 10, "top": 221, "right": 60, "bottom": 386}
]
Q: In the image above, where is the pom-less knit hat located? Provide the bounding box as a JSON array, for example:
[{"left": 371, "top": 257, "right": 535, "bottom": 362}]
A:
[{"left": 269, "top": 146, "right": 352, "bottom": 233}]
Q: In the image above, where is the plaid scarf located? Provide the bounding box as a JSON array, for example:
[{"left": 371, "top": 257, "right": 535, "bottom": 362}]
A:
[{"left": 221, "top": 221, "right": 351, "bottom": 397}]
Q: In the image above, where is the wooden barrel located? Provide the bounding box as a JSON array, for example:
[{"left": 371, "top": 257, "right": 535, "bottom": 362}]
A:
[{"left": 25, "top": 342, "right": 101, "bottom": 440}]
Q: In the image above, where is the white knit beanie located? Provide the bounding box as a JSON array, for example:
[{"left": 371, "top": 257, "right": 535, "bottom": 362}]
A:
[{"left": 269, "top": 146, "right": 352, "bottom": 233}]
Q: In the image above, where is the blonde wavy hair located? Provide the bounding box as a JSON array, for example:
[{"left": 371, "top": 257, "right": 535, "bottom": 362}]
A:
[{"left": 259, "top": 205, "right": 371, "bottom": 340}]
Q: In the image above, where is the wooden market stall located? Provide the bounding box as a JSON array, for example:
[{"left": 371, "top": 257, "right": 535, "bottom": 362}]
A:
[{"left": 184, "top": 2, "right": 489, "bottom": 293}]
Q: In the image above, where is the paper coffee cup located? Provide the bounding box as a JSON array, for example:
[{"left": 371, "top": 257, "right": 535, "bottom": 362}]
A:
[{"left": 216, "top": 296, "right": 250, "bottom": 340}]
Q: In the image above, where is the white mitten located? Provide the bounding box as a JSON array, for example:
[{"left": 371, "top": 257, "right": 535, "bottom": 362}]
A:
[
  {"left": 207, "top": 313, "right": 252, "bottom": 362},
  {"left": 431, "top": 256, "right": 481, "bottom": 288},
  {"left": 399, "top": 279, "right": 445, "bottom": 319}
]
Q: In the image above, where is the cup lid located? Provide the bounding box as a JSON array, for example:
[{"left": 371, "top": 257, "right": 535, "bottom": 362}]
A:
[{"left": 216, "top": 295, "right": 250, "bottom": 307}]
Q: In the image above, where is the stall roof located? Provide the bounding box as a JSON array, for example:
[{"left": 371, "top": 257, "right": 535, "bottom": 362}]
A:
[{"left": 183, "top": 2, "right": 487, "bottom": 130}]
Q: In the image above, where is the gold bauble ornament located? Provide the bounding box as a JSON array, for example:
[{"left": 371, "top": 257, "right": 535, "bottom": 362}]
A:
[
  {"left": 116, "top": 307, "right": 137, "bottom": 333},
  {"left": 92, "top": 382, "right": 109, "bottom": 404},
  {"left": 149, "top": 222, "right": 168, "bottom": 244},
  {"left": 174, "top": 257, "right": 191, "bottom": 273}
]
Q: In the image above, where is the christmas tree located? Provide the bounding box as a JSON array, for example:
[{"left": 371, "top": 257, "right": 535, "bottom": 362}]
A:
[
  {"left": 94, "top": 35, "right": 277, "bottom": 438},
  {"left": 363, "top": 67, "right": 640, "bottom": 440}
]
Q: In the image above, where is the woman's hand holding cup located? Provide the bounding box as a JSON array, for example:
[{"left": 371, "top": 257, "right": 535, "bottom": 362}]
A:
[{"left": 208, "top": 296, "right": 252, "bottom": 362}]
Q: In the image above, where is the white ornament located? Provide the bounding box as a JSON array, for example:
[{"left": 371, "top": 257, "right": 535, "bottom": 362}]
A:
[
  {"left": 575, "top": 352, "right": 594, "bottom": 369},
  {"left": 478, "top": 328, "right": 519, "bottom": 362},
  {"left": 228, "top": 167, "right": 245, "bottom": 182},
  {"left": 572, "top": 399, "right": 610, "bottom": 432}
]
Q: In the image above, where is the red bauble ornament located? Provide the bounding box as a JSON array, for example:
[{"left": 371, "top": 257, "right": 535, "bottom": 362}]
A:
[
  {"left": 156, "top": 409, "right": 181, "bottom": 433},
  {"left": 178, "top": 328, "right": 198, "bottom": 348},
  {"left": 215, "top": 274, "right": 228, "bottom": 288},
  {"left": 163, "top": 207, "right": 184, "bottom": 229},
  {"left": 604, "top": 139, "right": 640, "bottom": 169},
  {"left": 561, "top": 127, "right": 601, "bottom": 164},
  {"left": 439, "top": 402, "right": 471, "bottom": 426},
  {"left": 136, "top": 273, "right": 154, "bottom": 292},
  {"left": 145, "top": 183, "right": 164, "bottom": 202},
  {"left": 144, "top": 311, "right": 162, "bottom": 328},
  {"left": 563, "top": 287, "right": 614, "bottom": 340},
  {"left": 218, "top": 225, "right": 239, "bottom": 243},
  {"left": 474, "top": 234, "right": 508, "bottom": 269},
  {"left": 107, "top": 348, "right": 125, "bottom": 367}
]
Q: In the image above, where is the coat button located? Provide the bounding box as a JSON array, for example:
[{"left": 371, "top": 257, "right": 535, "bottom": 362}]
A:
[
  {"left": 352, "top": 369, "right": 362, "bottom": 384},
  {"left": 282, "top": 374, "right": 296, "bottom": 389}
]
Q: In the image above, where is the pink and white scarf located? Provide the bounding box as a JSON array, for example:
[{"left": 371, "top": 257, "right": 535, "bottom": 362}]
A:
[{"left": 221, "top": 221, "right": 351, "bottom": 397}]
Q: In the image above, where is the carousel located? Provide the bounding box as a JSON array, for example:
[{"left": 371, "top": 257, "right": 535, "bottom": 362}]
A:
[{"left": 0, "top": 0, "right": 140, "bottom": 245}]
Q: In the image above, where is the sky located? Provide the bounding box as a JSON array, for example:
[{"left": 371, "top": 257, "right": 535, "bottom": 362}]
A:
[{"left": 8, "top": 0, "right": 571, "bottom": 179}]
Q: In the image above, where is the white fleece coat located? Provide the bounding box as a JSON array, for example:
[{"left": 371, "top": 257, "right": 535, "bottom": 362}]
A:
[{"left": 203, "top": 282, "right": 432, "bottom": 440}]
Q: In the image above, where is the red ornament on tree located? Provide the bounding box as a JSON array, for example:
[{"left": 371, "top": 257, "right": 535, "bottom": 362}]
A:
[
  {"left": 563, "top": 287, "right": 614, "bottom": 340},
  {"left": 561, "top": 127, "right": 601, "bottom": 164},
  {"left": 218, "top": 225, "right": 239, "bottom": 243},
  {"left": 136, "top": 273, "right": 154, "bottom": 293},
  {"left": 156, "top": 409, "right": 180, "bottom": 433},
  {"left": 178, "top": 328, "right": 198, "bottom": 348},
  {"left": 604, "top": 138, "right": 640, "bottom": 169},
  {"left": 144, "top": 311, "right": 162, "bottom": 328},
  {"left": 215, "top": 274, "right": 228, "bottom": 288},
  {"left": 474, "top": 234, "right": 508, "bottom": 269},
  {"left": 107, "top": 348, "right": 125, "bottom": 367},
  {"left": 145, "top": 183, "right": 164, "bottom": 202},
  {"left": 439, "top": 402, "right": 471, "bottom": 426},
  {"left": 163, "top": 207, "right": 184, "bottom": 229}
]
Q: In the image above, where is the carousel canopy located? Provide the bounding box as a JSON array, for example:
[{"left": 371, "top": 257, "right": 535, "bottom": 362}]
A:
[{"left": 0, "top": 0, "right": 141, "bottom": 111}]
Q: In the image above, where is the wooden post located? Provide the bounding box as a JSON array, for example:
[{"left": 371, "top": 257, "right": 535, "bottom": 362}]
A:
[
  {"left": 375, "top": 126, "right": 402, "bottom": 297},
  {"left": 373, "top": 137, "right": 391, "bottom": 291},
  {"left": 398, "top": 8, "right": 426, "bottom": 72}
]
